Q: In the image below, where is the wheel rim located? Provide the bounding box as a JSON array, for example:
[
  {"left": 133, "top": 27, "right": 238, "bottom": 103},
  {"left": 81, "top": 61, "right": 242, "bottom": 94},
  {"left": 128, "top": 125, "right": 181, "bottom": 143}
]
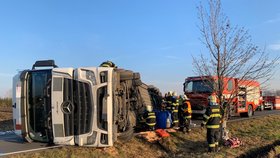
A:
[{"left": 248, "top": 106, "right": 252, "bottom": 116}]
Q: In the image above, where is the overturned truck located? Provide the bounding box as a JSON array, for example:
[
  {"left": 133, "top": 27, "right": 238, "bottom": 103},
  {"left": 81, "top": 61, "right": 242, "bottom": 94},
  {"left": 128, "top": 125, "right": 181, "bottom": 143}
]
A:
[{"left": 12, "top": 60, "right": 162, "bottom": 147}]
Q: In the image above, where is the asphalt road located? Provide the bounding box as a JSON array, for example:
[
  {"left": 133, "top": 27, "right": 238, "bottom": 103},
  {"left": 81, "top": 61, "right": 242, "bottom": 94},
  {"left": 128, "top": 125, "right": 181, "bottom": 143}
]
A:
[
  {"left": 0, "top": 109, "right": 279, "bottom": 157},
  {"left": 0, "top": 132, "right": 61, "bottom": 157}
]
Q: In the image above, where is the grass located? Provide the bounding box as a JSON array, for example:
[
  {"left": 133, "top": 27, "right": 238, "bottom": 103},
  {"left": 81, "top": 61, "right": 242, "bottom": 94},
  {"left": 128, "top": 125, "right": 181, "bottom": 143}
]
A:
[
  {"left": 0, "top": 97, "right": 12, "bottom": 107},
  {"left": 2, "top": 108, "right": 280, "bottom": 158}
]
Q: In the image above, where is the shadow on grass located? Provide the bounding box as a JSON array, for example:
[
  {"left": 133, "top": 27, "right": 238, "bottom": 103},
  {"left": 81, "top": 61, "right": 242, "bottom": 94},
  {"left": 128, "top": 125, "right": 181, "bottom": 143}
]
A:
[
  {"left": 158, "top": 131, "right": 208, "bottom": 157},
  {"left": 238, "top": 140, "right": 280, "bottom": 158}
]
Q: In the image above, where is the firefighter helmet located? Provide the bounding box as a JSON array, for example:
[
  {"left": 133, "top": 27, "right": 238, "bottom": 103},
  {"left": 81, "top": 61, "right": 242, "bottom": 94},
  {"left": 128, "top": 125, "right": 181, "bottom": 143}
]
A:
[
  {"left": 167, "top": 91, "right": 173, "bottom": 97},
  {"left": 146, "top": 105, "right": 153, "bottom": 112},
  {"left": 208, "top": 95, "right": 217, "bottom": 104},
  {"left": 183, "top": 95, "right": 189, "bottom": 100},
  {"left": 172, "top": 91, "right": 177, "bottom": 97},
  {"left": 100, "top": 61, "right": 117, "bottom": 68}
]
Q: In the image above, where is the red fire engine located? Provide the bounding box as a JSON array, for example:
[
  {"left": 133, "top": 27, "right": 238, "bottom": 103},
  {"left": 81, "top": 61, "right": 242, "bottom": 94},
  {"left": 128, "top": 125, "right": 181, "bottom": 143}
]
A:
[{"left": 183, "top": 76, "right": 262, "bottom": 117}]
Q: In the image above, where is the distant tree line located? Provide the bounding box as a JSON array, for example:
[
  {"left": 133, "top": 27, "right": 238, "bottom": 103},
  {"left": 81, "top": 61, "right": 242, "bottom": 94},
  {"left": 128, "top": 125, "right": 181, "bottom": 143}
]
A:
[
  {"left": 262, "top": 90, "right": 280, "bottom": 96},
  {"left": 0, "top": 97, "right": 12, "bottom": 107}
]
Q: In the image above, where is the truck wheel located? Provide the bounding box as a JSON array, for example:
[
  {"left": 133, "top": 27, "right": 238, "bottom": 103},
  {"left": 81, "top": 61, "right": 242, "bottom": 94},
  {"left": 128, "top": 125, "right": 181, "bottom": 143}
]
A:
[
  {"left": 117, "top": 110, "right": 136, "bottom": 142},
  {"left": 260, "top": 105, "right": 264, "bottom": 111},
  {"left": 246, "top": 105, "right": 253, "bottom": 117}
]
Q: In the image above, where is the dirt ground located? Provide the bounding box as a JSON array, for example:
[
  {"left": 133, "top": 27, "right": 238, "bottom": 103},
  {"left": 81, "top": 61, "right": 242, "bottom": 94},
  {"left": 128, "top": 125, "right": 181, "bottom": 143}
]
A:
[{"left": 1, "top": 106, "right": 280, "bottom": 158}]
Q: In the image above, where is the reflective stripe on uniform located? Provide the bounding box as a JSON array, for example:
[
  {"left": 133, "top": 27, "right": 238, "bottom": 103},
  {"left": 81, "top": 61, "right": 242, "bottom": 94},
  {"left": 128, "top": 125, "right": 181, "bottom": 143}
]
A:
[
  {"left": 185, "top": 116, "right": 192, "bottom": 119},
  {"left": 147, "top": 123, "right": 156, "bottom": 126},
  {"left": 202, "top": 121, "right": 206, "bottom": 125},
  {"left": 147, "top": 116, "right": 156, "bottom": 119},
  {"left": 206, "top": 125, "right": 220, "bottom": 129},
  {"left": 173, "top": 110, "right": 178, "bottom": 113},
  {"left": 101, "top": 64, "right": 110, "bottom": 67},
  {"left": 210, "top": 114, "right": 221, "bottom": 118},
  {"left": 173, "top": 120, "right": 179, "bottom": 123},
  {"left": 212, "top": 109, "right": 220, "bottom": 112},
  {"left": 215, "top": 142, "right": 219, "bottom": 146},
  {"left": 148, "top": 113, "right": 155, "bottom": 116},
  {"left": 203, "top": 114, "right": 210, "bottom": 120},
  {"left": 209, "top": 143, "right": 216, "bottom": 147}
]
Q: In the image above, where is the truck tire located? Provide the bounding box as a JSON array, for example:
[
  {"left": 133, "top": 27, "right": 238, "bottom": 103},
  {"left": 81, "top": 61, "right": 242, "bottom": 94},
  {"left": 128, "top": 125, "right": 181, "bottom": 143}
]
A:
[
  {"left": 117, "top": 110, "right": 136, "bottom": 142},
  {"left": 138, "top": 84, "right": 153, "bottom": 108},
  {"left": 245, "top": 105, "right": 253, "bottom": 117}
]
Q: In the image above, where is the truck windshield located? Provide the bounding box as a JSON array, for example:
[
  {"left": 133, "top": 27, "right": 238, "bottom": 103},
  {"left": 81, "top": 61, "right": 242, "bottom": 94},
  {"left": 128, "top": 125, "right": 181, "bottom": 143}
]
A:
[
  {"left": 185, "top": 80, "right": 213, "bottom": 93},
  {"left": 27, "top": 70, "right": 51, "bottom": 142}
]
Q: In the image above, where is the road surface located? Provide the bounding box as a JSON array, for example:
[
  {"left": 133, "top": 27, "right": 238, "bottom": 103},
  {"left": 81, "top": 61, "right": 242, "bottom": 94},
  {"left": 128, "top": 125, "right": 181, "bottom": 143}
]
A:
[{"left": 0, "top": 131, "right": 61, "bottom": 157}]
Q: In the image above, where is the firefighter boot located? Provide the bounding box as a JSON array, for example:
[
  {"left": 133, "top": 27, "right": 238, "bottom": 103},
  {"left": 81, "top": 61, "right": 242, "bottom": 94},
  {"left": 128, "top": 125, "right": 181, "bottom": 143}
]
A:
[{"left": 214, "top": 145, "right": 220, "bottom": 152}]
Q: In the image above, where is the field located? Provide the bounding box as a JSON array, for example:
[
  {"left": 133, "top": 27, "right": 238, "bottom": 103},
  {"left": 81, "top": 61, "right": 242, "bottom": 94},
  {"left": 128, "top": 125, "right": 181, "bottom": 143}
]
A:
[{"left": 1, "top": 106, "right": 280, "bottom": 158}]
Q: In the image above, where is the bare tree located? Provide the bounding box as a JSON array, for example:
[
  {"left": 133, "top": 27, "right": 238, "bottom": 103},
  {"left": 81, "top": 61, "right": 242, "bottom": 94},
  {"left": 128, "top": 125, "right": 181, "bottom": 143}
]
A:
[{"left": 193, "top": 0, "right": 279, "bottom": 140}]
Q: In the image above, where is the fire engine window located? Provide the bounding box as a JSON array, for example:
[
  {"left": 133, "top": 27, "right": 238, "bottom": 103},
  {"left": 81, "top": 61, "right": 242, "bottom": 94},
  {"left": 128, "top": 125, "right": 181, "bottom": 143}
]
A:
[
  {"left": 185, "top": 80, "right": 213, "bottom": 93},
  {"left": 97, "top": 85, "right": 108, "bottom": 131},
  {"left": 227, "top": 80, "right": 233, "bottom": 91}
]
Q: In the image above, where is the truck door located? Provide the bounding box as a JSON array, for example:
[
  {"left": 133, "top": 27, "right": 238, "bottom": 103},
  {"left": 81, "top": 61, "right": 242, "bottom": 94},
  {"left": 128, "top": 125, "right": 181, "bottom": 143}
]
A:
[{"left": 51, "top": 68, "right": 75, "bottom": 145}]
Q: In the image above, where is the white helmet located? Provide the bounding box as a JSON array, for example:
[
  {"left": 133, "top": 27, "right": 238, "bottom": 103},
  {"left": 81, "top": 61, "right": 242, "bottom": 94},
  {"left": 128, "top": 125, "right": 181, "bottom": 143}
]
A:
[
  {"left": 167, "top": 91, "right": 173, "bottom": 96},
  {"left": 208, "top": 95, "right": 217, "bottom": 104},
  {"left": 146, "top": 105, "right": 153, "bottom": 112},
  {"left": 183, "top": 95, "right": 189, "bottom": 100},
  {"left": 172, "top": 91, "right": 177, "bottom": 97}
]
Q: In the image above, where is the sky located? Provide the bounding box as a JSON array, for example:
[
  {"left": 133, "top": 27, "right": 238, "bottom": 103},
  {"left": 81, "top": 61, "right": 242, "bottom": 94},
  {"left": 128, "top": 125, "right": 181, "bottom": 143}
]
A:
[{"left": 0, "top": 0, "right": 280, "bottom": 97}]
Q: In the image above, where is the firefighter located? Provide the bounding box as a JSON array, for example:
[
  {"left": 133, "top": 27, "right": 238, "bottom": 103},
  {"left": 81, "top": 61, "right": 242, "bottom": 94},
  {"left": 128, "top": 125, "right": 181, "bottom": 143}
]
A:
[
  {"left": 165, "top": 91, "right": 173, "bottom": 127},
  {"left": 100, "top": 60, "right": 118, "bottom": 68},
  {"left": 165, "top": 91, "right": 173, "bottom": 111},
  {"left": 171, "top": 91, "right": 179, "bottom": 128},
  {"left": 201, "top": 95, "right": 222, "bottom": 152},
  {"left": 179, "top": 95, "right": 192, "bottom": 133},
  {"left": 143, "top": 105, "right": 156, "bottom": 131}
]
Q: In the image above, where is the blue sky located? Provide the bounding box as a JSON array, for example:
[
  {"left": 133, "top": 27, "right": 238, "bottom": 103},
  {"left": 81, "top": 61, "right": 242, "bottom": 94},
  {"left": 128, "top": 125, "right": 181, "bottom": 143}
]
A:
[{"left": 0, "top": 0, "right": 280, "bottom": 97}]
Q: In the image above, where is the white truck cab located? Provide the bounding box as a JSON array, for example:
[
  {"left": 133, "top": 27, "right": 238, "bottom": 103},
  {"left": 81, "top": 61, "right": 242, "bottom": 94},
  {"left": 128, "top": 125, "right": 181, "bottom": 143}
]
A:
[{"left": 13, "top": 60, "right": 160, "bottom": 147}]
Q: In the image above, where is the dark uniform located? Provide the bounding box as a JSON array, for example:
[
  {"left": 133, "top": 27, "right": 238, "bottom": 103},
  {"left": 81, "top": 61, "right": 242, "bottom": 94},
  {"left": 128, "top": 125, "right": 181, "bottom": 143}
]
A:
[
  {"left": 164, "top": 94, "right": 173, "bottom": 126},
  {"left": 201, "top": 104, "right": 222, "bottom": 152},
  {"left": 171, "top": 96, "right": 179, "bottom": 127},
  {"left": 143, "top": 110, "right": 156, "bottom": 131}
]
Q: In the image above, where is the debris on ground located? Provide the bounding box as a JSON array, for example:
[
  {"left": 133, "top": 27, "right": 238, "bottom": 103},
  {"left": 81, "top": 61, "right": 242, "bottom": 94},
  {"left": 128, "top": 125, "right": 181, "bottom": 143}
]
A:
[
  {"left": 136, "top": 131, "right": 161, "bottom": 143},
  {"left": 224, "top": 137, "right": 243, "bottom": 148},
  {"left": 165, "top": 128, "right": 177, "bottom": 133},
  {"left": 155, "top": 129, "right": 170, "bottom": 137}
]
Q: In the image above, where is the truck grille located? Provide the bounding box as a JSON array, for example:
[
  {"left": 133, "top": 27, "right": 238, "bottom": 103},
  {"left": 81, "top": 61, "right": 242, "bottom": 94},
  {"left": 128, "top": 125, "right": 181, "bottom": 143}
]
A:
[
  {"left": 191, "top": 99, "right": 207, "bottom": 110},
  {"left": 73, "top": 81, "right": 93, "bottom": 135},
  {"left": 63, "top": 78, "right": 74, "bottom": 137}
]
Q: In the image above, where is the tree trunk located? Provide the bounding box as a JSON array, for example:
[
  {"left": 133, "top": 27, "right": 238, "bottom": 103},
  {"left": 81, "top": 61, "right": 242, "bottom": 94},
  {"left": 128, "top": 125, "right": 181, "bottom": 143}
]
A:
[{"left": 221, "top": 118, "right": 230, "bottom": 141}]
